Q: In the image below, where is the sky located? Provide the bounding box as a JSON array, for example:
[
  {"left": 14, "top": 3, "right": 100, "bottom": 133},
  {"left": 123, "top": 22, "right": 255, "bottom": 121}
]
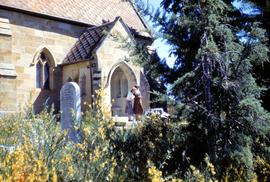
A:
[
  {"left": 142, "top": 0, "right": 176, "bottom": 68},
  {"left": 232, "top": 0, "right": 261, "bottom": 15}
]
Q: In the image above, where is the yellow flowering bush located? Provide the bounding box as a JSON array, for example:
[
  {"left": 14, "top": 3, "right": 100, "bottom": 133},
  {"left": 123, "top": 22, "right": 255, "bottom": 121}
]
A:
[
  {"left": 148, "top": 166, "right": 163, "bottom": 182},
  {"left": 1, "top": 88, "right": 269, "bottom": 181},
  {"left": 254, "top": 157, "right": 270, "bottom": 181},
  {"left": 2, "top": 137, "right": 51, "bottom": 181},
  {"left": 0, "top": 110, "right": 64, "bottom": 181},
  {"left": 0, "top": 89, "right": 118, "bottom": 181}
]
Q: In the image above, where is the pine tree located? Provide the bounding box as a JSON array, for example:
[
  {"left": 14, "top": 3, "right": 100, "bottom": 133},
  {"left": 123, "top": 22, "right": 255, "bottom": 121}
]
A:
[
  {"left": 240, "top": 0, "right": 270, "bottom": 111},
  {"left": 134, "top": 0, "right": 270, "bottom": 179}
]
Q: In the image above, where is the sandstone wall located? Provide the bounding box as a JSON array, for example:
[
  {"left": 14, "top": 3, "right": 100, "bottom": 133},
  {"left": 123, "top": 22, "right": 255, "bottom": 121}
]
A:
[
  {"left": 0, "top": 10, "right": 86, "bottom": 113},
  {"left": 62, "top": 61, "right": 92, "bottom": 112},
  {"left": 0, "top": 17, "right": 17, "bottom": 115}
]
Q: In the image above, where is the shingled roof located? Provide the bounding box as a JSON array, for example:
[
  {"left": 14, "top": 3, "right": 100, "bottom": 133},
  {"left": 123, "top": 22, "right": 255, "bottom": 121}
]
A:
[
  {"left": 0, "top": 0, "right": 147, "bottom": 31},
  {"left": 61, "top": 19, "right": 116, "bottom": 65}
]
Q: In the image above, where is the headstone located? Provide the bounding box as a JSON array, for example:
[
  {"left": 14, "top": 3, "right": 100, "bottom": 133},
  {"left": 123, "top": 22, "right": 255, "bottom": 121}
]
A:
[{"left": 60, "top": 82, "right": 81, "bottom": 143}]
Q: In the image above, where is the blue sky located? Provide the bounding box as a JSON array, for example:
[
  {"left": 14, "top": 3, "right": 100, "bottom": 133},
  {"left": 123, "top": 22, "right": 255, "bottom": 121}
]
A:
[
  {"left": 232, "top": 0, "right": 261, "bottom": 15},
  {"left": 142, "top": 0, "right": 176, "bottom": 68}
]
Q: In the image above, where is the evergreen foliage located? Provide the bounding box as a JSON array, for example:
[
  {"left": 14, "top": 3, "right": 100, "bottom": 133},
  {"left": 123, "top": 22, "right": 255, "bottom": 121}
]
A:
[
  {"left": 133, "top": 0, "right": 270, "bottom": 179},
  {"left": 240, "top": 0, "right": 270, "bottom": 111}
]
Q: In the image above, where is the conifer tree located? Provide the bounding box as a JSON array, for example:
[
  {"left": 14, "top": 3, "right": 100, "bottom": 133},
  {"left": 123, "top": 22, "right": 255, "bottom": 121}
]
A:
[
  {"left": 134, "top": 0, "right": 270, "bottom": 178},
  {"left": 240, "top": 0, "right": 270, "bottom": 111}
]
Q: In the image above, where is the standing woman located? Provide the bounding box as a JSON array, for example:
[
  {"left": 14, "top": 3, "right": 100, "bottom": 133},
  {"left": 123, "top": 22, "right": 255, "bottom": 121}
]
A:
[
  {"left": 125, "top": 89, "right": 134, "bottom": 121},
  {"left": 132, "top": 85, "right": 144, "bottom": 121}
]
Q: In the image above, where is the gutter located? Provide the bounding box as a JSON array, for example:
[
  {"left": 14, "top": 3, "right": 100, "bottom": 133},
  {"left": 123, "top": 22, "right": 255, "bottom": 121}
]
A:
[{"left": 58, "top": 59, "right": 94, "bottom": 67}]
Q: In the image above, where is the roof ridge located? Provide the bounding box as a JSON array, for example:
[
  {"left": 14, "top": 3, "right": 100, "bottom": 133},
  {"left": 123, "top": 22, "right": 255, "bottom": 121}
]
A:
[
  {"left": 61, "top": 17, "right": 131, "bottom": 66},
  {"left": 86, "top": 17, "right": 118, "bottom": 31}
]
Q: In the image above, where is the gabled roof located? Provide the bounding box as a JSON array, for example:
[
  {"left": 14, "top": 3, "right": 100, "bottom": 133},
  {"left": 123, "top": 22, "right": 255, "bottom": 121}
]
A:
[
  {"left": 62, "top": 17, "right": 123, "bottom": 65},
  {"left": 0, "top": 0, "right": 147, "bottom": 31}
]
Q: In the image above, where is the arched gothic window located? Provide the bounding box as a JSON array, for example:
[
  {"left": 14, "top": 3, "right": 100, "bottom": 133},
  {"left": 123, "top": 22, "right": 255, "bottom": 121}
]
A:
[{"left": 36, "top": 52, "right": 50, "bottom": 89}]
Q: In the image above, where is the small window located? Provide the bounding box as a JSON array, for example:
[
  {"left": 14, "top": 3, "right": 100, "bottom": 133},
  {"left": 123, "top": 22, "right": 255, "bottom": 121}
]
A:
[{"left": 35, "top": 52, "right": 51, "bottom": 90}]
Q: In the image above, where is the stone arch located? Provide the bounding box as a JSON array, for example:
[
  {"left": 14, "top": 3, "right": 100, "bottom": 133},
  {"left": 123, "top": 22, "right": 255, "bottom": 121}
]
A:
[
  {"left": 32, "top": 47, "right": 56, "bottom": 90},
  {"left": 107, "top": 61, "right": 137, "bottom": 116},
  {"left": 32, "top": 47, "right": 56, "bottom": 67},
  {"left": 106, "top": 61, "right": 137, "bottom": 88}
]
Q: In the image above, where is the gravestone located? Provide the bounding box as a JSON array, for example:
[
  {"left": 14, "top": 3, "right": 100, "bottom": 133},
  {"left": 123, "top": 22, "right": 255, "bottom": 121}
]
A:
[{"left": 60, "top": 82, "right": 81, "bottom": 143}]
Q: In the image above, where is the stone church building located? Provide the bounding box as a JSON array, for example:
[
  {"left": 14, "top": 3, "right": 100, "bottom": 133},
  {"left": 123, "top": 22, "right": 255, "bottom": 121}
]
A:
[{"left": 0, "top": 0, "right": 150, "bottom": 116}]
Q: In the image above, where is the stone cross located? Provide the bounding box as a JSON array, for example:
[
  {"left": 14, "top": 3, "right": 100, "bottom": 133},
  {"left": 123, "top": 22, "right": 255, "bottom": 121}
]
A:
[{"left": 60, "top": 82, "right": 81, "bottom": 143}]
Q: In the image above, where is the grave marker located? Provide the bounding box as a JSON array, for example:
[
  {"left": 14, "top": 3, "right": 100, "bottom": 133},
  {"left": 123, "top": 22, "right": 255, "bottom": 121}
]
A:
[{"left": 60, "top": 82, "right": 81, "bottom": 142}]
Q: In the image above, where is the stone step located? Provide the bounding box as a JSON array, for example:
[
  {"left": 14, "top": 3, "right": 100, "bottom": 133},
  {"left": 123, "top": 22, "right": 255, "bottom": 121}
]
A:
[{"left": 112, "top": 116, "right": 142, "bottom": 129}]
